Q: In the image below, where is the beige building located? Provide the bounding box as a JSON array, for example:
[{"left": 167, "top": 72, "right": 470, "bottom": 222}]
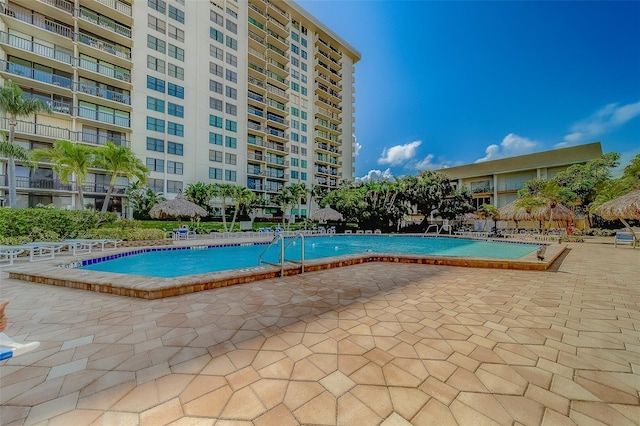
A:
[
  {"left": 437, "top": 142, "right": 603, "bottom": 210},
  {"left": 0, "top": 0, "right": 360, "bottom": 216}
]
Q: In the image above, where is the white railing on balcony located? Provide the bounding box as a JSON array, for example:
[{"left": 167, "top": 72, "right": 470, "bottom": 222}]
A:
[
  {"left": 40, "top": 0, "right": 74, "bottom": 14},
  {"left": 266, "top": 0, "right": 289, "bottom": 19},
  {"left": 265, "top": 142, "right": 287, "bottom": 152},
  {"left": 266, "top": 98, "right": 287, "bottom": 112},
  {"left": 76, "top": 106, "right": 130, "bottom": 127},
  {"left": 96, "top": 0, "right": 132, "bottom": 16},
  {"left": 266, "top": 70, "right": 287, "bottom": 86},
  {"left": 248, "top": 30, "right": 265, "bottom": 46},
  {"left": 248, "top": 2, "right": 265, "bottom": 16},
  {"left": 0, "top": 32, "right": 74, "bottom": 65},
  {"left": 78, "top": 33, "right": 131, "bottom": 60},
  {"left": 79, "top": 7, "right": 132, "bottom": 38},
  {"left": 0, "top": 60, "right": 73, "bottom": 89},
  {"left": 267, "top": 43, "right": 289, "bottom": 59},
  {"left": 247, "top": 75, "right": 265, "bottom": 89},
  {"left": 249, "top": 47, "right": 266, "bottom": 61},
  {"left": 1, "top": 3, "right": 74, "bottom": 40},
  {"left": 76, "top": 82, "right": 131, "bottom": 105},
  {"left": 248, "top": 122, "right": 266, "bottom": 132},
  {"left": 267, "top": 58, "right": 288, "bottom": 72},
  {"left": 78, "top": 57, "right": 131, "bottom": 82},
  {"left": 266, "top": 29, "right": 289, "bottom": 46},
  {"left": 266, "top": 84, "right": 288, "bottom": 99},
  {"left": 248, "top": 62, "right": 265, "bottom": 75}
]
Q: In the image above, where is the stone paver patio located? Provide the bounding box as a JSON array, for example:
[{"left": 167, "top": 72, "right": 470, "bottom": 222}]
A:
[{"left": 0, "top": 242, "right": 638, "bottom": 425}]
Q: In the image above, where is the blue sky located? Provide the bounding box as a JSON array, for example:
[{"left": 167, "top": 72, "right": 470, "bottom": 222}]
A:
[{"left": 297, "top": 0, "right": 640, "bottom": 180}]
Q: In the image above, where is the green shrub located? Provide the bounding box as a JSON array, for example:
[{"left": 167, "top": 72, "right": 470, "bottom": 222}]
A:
[{"left": 0, "top": 208, "right": 117, "bottom": 239}]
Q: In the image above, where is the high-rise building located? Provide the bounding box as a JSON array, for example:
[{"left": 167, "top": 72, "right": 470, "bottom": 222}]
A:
[{"left": 0, "top": 0, "right": 360, "bottom": 217}]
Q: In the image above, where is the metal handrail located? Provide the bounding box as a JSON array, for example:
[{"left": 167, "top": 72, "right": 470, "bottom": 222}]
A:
[
  {"left": 284, "top": 232, "right": 305, "bottom": 274},
  {"left": 258, "top": 233, "right": 284, "bottom": 275}
]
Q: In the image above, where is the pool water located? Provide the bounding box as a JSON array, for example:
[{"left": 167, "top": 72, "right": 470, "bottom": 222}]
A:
[{"left": 80, "top": 235, "right": 539, "bottom": 278}]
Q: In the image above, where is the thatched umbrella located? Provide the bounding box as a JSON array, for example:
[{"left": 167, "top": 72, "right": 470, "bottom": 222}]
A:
[
  {"left": 595, "top": 189, "right": 640, "bottom": 239},
  {"left": 311, "top": 205, "right": 344, "bottom": 222},
  {"left": 149, "top": 192, "right": 208, "bottom": 219},
  {"left": 499, "top": 201, "right": 573, "bottom": 231}
]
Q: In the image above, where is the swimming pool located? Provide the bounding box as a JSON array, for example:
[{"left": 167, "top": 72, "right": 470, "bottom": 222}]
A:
[{"left": 80, "top": 235, "right": 540, "bottom": 278}]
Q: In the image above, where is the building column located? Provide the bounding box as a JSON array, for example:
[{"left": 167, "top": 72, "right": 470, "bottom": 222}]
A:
[{"left": 493, "top": 174, "right": 499, "bottom": 206}]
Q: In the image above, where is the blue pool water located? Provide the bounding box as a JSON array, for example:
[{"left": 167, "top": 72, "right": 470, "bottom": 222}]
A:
[{"left": 79, "top": 236, "right": 539, "bottom": 278}]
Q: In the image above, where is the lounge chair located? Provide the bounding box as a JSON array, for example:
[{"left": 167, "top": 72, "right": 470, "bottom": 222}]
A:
[
  {"left": 61, "top": 239, "right": 102, "bottom": 255},
  {"left": 0, "top": 332, "right": 40, "bottom": 360},
  {"left": 21, "top": 242, "right": 64, "bottom": 261},
  {"left": 0, "top": 246, "right": 25, "bottom": 267},
  {"left": 364, "top": 230, "right": 373, "bottom": 235},
  {"left": 614, "top": 231, "right": 636, "bottom": 248},
  {"left": 356, "top": 230, "right": 364, "bottom": 235},
  {"left": 374, "top": 229, "right": 382, "bottom": 235}
]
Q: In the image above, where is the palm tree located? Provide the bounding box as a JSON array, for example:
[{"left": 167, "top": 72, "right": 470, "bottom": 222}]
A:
[
  {"left": 215, "top": 183, "right": 236, "bottom": 231},
  {"left": 288, "top": 182, "right": 307, "bottom": 219},
  {"left": 31, "top": 140, "right": 96, "bottom": 210},
  {"left": 516, "top": 179, "right": 576, "bottom": 232},
  {"left": 272, "top": 187, "right": 295, "bottom": 229},
  {"left": 0, "top": 81, "right": 50, "bottom": 207},
  {"left": 476, "top": 204, "right": 499, "bottom": 232},
  {"left": 228, "top": 186, "right": 256, "bottom": 232},
  {"left": 93, "top": 142, "right": 148, "bottom": 212},
  {"left": 0, "top": 134, "right": 33, "bottom": 206}
]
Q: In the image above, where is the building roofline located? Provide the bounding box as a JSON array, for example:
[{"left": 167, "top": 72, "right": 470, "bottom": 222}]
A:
[
  {"left": 284, "top": 0, "right": 361, "bottom": 62},
  {"left": 436, "top": 142, "right": 603, "bottom": 179}
]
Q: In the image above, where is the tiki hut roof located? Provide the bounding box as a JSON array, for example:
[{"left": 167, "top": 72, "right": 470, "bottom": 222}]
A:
[
  {"left": 149, "top": 193, "right": 208, "bottom": 219},
  {"left": 311, "top": 205, "right": 344, "bottom": 222},
  {"left": 498, "top": 201, "right": 573, "bottom": 222},
  {"left": 595, "top": 189, "right": 640, "bottom": 220}
]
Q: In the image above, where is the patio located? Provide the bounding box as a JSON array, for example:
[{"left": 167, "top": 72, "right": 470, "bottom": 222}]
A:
[{"left": 0, "top": 242, "right": 638, "bottom": 425}]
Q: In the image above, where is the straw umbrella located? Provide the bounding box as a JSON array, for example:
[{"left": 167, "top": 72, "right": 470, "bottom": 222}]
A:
[
  {"left": 311, "top": 205, "right": 344, "bottom": 222},
  {"left": 149, "top": 192, "right": 208, "bottom": 220},
  {"left": 500, "top": 201, "right": 573, "bottom": 232},
  {"left": 594, "top": 189, "right": 640, "bottom": 240}
]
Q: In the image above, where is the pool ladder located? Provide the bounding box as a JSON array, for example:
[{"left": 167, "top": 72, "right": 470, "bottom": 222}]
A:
[{"left": 258, "top": 232, "right": 305, "bottom": 276}]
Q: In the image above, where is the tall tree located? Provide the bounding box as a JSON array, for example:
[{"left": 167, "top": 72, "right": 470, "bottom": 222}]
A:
[
  {"left": 185, "top": 182, "right": 217, "bottom": 213},
  {"left": 0, "top": 81, "right": 50, "bottom": 207},
  {"left": 94, "top": 142, "right": 148, "bottom": 213},
  {"left": 288, "top": 183, "right": 307, "bottom": 219},
  {"left": 125, "top": 180, "right": 165, "bottom": 219},
  {"left": 31, "top": 140, "right": 96, "bottom": 210},
  {"left": 516, "top": 179, "right": 576, "bottom": 231},
  {"left": 215, "top": 183, "right": 236, "bottom": 231},
  {"left": 228, "top": 186, "right": 256, "bottom": 232},
  {"left": 476, "top": 204, "right": 499, "bottom": 232},
  {"left": 272, "top": 186, "right": 295, "bottom": 229},
  {"left": 0, "top": 134, "right": 33, "bottom": 206}
]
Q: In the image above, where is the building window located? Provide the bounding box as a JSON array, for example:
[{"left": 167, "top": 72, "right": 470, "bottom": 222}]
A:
[
  {"left": 225, "top": 120, "right": 237, "bottom": 132},
  {"left": 147, "top": 55, "right": 165, "bottom": 73},
  {"left": 168, "top": 63, "right": 184, "bottom": 80},
  {"left": 167, "top": 180, "right": 183, "bottom": 193},
  {"left": 226, "top": 52, "right": 237, "bottom": 67},
  {"left": 147, "top": 178, "right": 164, "bottom": 192},
  {"left": 167, "top": 122, "right": 184, "bottom": 137},
  {"left": 209, "top": 150, "right": 222, "bottom": 162},
  {"left": 210, "top": 28, "right": 223, "bottom": 43},
  {"left": 292, "top": 57, "right": 299, "bottom": 67},
  {"left": 301, "top": 38, "right": 307, "bottom": 47},
  {"left": 225, "top": 136, "right": 237, "bottom": 148},
  {"left": 301, "top": 135, "right": 307, "bottom": 144},
  {"left": 301, "top": 50, "right": 307, "bottom": 60},
  {"left": 167, "top": 141, "right": 183, "bottom": 155},
  {"left": 301, "top": 123, "right": 307, "bottom": 132},
  {"left": 226, "top": 7, "right": 237, "bottom": 18},
  {"left": 291, "top": 145, "right": 299, "bottom": 154},
  {"left": 210, "top": 62, "right": 223, "bottom": 77},
  {"left": 225, "top": 36, "right": 238, "bottom": 50},
  {"left": 148, "top": 0, "right": 166, "bottom": 13},
  {"left": 210, "top": 115, "right": 223, "bottom": 128},
  {"left": 225, "top": 103, "right": 237, "bottom": 116},
  {"left": 146, "top": 157, "right": 164, "bottom": 172},
  {"left": 168, "top": 44, "right": 184, "bottom": 61},
  {"left": 168, "top": 5, "right": 184, "bottom": 23},
  {"left": 225, "top": 69, "right": 237, "bottom": 83},
  {"left": 168, "top": 25, "right": 184, "bottom": 42},
  {"left": 167, "top": 160, "right": 183, "bottom": 175},
  {"left": 209, "top": 167, "right": 222, "bottom": 180},
  {"left": 225, "top": 86, "right": 237, "bottom": 99},
  {"left": 291, "top": 158, "right": 299, "bottom": 166},
  {"left": 301, "top": 111, "right": 307, "bottom": 120},
  {"left": 291, "top": 45, "right": 299, "bottom": 54},
  {"left": 301, "top": 74, "right": 307, "bottom": 83},
  {"left": 147, "top": 35, "right": 166, "bottom": 53},
  {"left": 146, "top": 137, "right": 164, "bottom": 152},
  {"left": 146, "top": 117, "right": 165, "bottom": 132},
  {"left": 210, "top": 97, "right": 223, "bottom": 111},
  {"left": 225, "top": 153, "right": 236, "bottom": 165},
  {"left": 148, "top": 15, "right": 166, "bottom": 33},
  {"left": 209, "top": 132, "right": 222, "bottom": 145},
  {"left": 291, "top": 32, "right": 299, "bottom": 41},
  {"left": 291, "top": 82, "right": 299, "bottom": 92},
  {"left": 210, "top": 80, "right": 223, "bottom": 94},
  {"left": 210, "top": 10, "right": 223, "bottom": 26},
  {"left": 147, "top": 96, "right": 165, "bottom": 112},
  {"left": 301, "top": 160, "right": 307, "bottom": 168},
  {"left": 210, "top": 45, "right": 223, "bottom": 60},
  {"left": 291, "top": 133, "right": 299, "bottom": 141},
  {"left": 225, "top": 170, "right": 237, "bottom": 182},
  {"left": 291, "top": 107, "right": 299, "bottom": 117},
  {"left": 147, "top": 75, "right": 165, "bottom": 92},
  {"left": 168, "top": 102, "right": 184, "bottom": 117},
  {"left": 167, "top": 83, "right": 184, "bottom": 98},
  {"left": 291, "top": 170, "right": 298, "bottom": 179},
  {"left": 301, "top": 87, "right": 307, "bottom": 96},
  {"left": 301, "top": 172, "right": 307, "bottom": 181},
  {"left": 226, "top": 20, "right": 237, "bottom": 34}
]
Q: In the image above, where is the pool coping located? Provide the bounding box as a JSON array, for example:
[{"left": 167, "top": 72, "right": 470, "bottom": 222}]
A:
[{"left": 5, "top": 235, "right": 568, "bottom": 300}]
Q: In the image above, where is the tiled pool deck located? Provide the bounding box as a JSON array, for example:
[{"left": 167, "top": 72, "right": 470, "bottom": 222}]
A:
[
  {"left": 0, "top": 241, "right": 638, "bottom": 425},
  {"left": 4, "top": 236, "right": 566, "bottom": 300}
]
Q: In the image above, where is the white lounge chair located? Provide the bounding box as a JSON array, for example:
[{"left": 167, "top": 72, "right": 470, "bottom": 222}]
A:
[
  {"left": 21, "top": 242, "right": 64, "bottom": 261},
  {"left": 0, "top": 246, "right": 25, "bottom": 267},
  {"left": 614, "top": 231, "right": 636, "bottom": 248},
  {"left": 0, "top": 332, "right": 40, "bottom": 360}
]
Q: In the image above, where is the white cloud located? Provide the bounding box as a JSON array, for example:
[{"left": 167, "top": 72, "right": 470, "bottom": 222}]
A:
[
  {"left": 354, "top": 142, "right": 362, "bottom": 156},
  {"left": 475, "top": 133, "right": 539, "bottom": 162},
  {"left": 413, "top": 154, "right": 456, "bottom": 171},
  {"left": 356, "top": 168, "right": 394, "bottom": 183},
  {"left": 378, "top": 140, "right": 422, "bottom": 166},
  {"left": 557, "top": 101, "right": 640, "bottom": 148}
]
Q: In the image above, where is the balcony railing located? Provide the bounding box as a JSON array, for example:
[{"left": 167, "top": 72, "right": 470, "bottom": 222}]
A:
[
  {"left": 95, "top": 0, "right": 132, "bottom": 17},
  {"left": 76, "top": 106, "right": 130, "bottom": 127},
  {"left": 248, "top": 2, "right": 265, "bottom": 16},
  {"left": 267, "top": 127, "right": 286, "bottom": 138},
  {"left": 248, "top": 62, "right": 265, "bottom": 75},
  {"left": 0, "top": 60, "right": 73, "bottom": 89},
  {"left": 248, "top": 107, "right": 264, "bottom": 117},
  {"left": 40, "top": 0, "right": 74, "bottom": 15},
  {"left": 79, "top": 7, "right": 132, "bottom": 38},
  {"left": 78, "top": 32, "right": 131, "bottom": 60},
  {"left": 248, "top": 91, "right": 264, "bottom": 103},
  {"left": 1, "top": 3, "right": 74, "bottom": 40},
  {"left": 266, "top": 84, "right": 288, "bottom": 100},
  {"left": 247, "top": 75, "right": 265, "bottom": 89},
  {"left": 76, "top": 82, "right": 131, "bottom": 105},
  {"left": 248, "top": 30, "right": 265, "bottom": 46},
  {"left": 78, "top": 57, "right": 131, "bottom": 82},
  {"left": 0, "top": 31, "right": 74, "bottom": 65},
  {"left": 267, "top": 114, "right": 287, "bottom": 125},
  {"left": 266, "top": 99, "right": 287, "bottom": 112},
  {"left": 0, "top": 118, "right": 130, "bottom": 146}
]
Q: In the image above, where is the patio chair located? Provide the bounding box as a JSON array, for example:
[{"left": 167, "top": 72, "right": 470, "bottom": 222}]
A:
[
  {"left": 614, "top": 231, "right": 636, "bottom": 248},
  {"left": 0, "top": 246, "right": 25, "bottom": 267},
  {"left": 0, "top": 332, "right": 40, "bottom": 361}
]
